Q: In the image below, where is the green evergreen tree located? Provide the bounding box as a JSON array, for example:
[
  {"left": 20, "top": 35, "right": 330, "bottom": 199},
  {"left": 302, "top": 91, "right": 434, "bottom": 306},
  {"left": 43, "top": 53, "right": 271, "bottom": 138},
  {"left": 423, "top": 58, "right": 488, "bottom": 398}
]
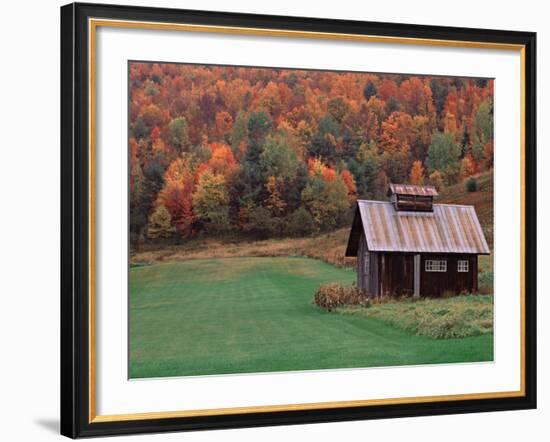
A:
[
  {"left": 131, "top": 117, "right": 148, "bottom": 140},
  {"left": 286, "top": 207, "right": 316, "bottom": 237},
  {"left": 460, "top": 125, "right": 470, "bottom": 158},
  {"left": 141, "top": 152, "right": 166, "bottom": 230},
  {"left": 347, "top": 142, "right": 380, "bottom": 198},
  {"left": 430, "top": 79, "right": 449, "bottom": 118},
  {"left": 130, "top": 162, "right": 147, "bottom": 243},
  {"left": 242, "top": 112, "right": 272, "bottom": 204},
  {"left": 247, "top": 111, "right": 271, "bottom": 143},
  {"left": 426, "top": 132, "right": 461, "bottom": 185},
  {"left": 169, "top": 117, "right": 190, "bottom": 152},
  {"left": 230, "top": 111, "right": 248, "bottom": 154},
  {"left": 385, "top": 96, "right": 401, "bottom": 115},
  {"left": 363, "top": 80, "right": 377, "bottom": 101},
  {"left": 285, "top": 162, "right": 308, "bottom": 212},
  {"left": 473, "top": 100, "right": 494, "bottom": 145},
  {"left": 309, "top": 113, "right": 340, "bottom": 161},
  {"left": 246, "top": 206, "right": 277, "bottom": 238}
]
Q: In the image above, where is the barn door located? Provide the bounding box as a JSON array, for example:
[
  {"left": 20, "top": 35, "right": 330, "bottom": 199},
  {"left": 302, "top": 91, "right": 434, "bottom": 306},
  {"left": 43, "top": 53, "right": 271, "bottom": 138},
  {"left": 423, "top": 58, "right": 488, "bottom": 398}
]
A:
[
  {"left": 389, "top": 255, "right": 414, "bottom": 296},
  {"left": 402, "top": 255, "right": 414, "bottom": 295}
]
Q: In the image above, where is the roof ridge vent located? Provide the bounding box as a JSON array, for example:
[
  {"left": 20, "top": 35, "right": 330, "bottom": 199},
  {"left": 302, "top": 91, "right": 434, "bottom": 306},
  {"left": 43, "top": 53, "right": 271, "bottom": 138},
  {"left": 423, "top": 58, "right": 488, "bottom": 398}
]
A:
[{"left": 387, "top": 183, "right": 436, "bottom": 212}]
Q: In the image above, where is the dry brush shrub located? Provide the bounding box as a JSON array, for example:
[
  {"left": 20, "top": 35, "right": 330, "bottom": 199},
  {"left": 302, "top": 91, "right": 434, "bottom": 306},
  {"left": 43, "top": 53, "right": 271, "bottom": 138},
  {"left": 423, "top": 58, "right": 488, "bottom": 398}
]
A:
[{"left": 313, "top": 283, "right": 369, "bottom": 311}]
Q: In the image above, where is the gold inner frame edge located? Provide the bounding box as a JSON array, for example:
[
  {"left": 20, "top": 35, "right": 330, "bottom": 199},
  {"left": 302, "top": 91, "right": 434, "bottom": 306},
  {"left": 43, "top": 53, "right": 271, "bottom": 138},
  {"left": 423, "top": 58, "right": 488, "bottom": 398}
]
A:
[{"left": 87, "top": 17, "right": 527, "bottom": 424}]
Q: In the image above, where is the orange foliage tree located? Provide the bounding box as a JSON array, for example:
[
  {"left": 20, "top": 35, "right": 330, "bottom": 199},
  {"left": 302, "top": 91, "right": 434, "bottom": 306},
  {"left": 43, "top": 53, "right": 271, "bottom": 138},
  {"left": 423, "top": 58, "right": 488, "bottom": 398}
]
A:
[
  {"left": 409, "top": 160, "right": 425, "bottom": 185},
  {"left": 156, "top": 158, "right": 195, "bottom": 237}
]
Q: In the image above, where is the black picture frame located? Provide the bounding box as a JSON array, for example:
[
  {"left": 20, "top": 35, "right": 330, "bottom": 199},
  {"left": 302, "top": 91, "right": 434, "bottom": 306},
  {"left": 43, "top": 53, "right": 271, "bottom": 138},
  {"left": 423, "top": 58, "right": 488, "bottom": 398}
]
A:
[{"left": 61, "top": 2, "right": 537, "bottom": 438}]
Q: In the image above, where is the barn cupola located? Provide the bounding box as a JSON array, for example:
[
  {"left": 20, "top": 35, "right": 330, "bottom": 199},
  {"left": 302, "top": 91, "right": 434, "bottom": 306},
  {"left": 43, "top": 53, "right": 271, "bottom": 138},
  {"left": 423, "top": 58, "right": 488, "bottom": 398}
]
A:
[{"left": 387, "top": 184, "right": 438, "bottom": 212}]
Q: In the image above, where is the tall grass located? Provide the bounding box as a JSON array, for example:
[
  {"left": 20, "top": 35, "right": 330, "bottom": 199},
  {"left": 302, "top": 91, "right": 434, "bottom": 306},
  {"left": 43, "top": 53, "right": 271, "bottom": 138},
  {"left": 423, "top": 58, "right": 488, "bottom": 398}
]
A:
[
  {"left": 131, "top": 228, "right": 357, "bottom": 268},
  {"left": 337, "top": 294, "right": 493, "bottom": 339}
]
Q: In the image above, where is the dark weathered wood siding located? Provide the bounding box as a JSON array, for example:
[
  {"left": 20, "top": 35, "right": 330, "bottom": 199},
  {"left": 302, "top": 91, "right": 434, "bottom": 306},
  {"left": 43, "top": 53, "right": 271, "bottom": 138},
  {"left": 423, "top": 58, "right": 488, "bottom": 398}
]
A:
[
  {"left": 369, "top": 252, "right": 379, "bottom": 297},
  {"left": 356, "top": 234, "right": 380, "bottom": 297},
  {"left": 378, "top": 253, "right": 414, "bottom": 297},
  {"left": 371, "top": 253, "right": 478, "bottom": 297},
  {"left": 356, "top": 234, "right": 368, "bottom": 291},
  {"left": 419, "top": 254, "right": 478, "bottom": 297}
]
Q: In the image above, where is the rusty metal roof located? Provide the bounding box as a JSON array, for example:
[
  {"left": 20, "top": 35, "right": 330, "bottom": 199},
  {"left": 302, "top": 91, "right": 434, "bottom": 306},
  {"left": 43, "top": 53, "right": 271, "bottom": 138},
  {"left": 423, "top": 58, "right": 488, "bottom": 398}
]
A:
[
  {"left": 346, "top": 200, "right": 490, "bottom": 255},
  {"left": 388, "top": 183, "right": 438, "bottom": 197}
]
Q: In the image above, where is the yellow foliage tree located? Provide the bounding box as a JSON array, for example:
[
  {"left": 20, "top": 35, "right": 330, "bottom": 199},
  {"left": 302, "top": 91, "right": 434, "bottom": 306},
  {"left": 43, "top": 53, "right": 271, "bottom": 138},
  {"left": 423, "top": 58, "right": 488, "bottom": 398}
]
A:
[
  {"left": 192, "top": 171, "right": 229, "bottom": 233},
  {"left": 147, "top": 205, "right": 175, "bottom": 240},
  {"left": 428, "top": 170, "right": 444, "bottom": 191}
]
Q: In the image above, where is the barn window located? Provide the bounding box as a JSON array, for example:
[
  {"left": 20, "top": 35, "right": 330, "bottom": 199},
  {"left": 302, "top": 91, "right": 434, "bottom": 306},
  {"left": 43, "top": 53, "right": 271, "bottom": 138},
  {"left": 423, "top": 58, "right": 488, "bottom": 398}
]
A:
[
  {"left": 425, "top": 259, "right": 447, "bottom": 272},
  {"left": 457, "top": 260, "right": 469, "bottom": 272}
]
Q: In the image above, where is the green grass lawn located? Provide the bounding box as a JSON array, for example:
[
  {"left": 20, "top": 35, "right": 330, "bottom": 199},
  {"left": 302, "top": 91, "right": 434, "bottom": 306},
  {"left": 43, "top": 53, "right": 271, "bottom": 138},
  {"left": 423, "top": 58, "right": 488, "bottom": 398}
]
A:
[{"left": 129, "top": 257, "right": 493, "bottom": 378}]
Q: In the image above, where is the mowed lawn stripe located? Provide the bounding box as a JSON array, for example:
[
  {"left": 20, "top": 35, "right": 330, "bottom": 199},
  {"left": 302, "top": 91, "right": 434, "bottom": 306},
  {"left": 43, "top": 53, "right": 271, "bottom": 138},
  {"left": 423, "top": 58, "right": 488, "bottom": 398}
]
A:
[{"left": 129, "top": 257, "right": 493, "bottom": 378}]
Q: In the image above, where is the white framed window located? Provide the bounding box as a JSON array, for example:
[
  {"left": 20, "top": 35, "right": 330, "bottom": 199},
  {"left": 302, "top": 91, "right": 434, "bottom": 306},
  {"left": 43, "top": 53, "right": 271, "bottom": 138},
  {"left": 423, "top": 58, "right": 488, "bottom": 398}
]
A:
[
  {"left": 457, "top": 260, "right": 469, "bottom": 272},
  {"left": 425, "top": 259, "right": 447, "bottom": 272}
]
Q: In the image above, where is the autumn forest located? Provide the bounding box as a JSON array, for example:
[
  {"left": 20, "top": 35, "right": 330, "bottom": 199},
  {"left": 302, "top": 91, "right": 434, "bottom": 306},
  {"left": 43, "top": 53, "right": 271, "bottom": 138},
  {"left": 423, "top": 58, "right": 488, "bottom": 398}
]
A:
[{"left": 129, "top": 62, "right": 494, "bottom": 248}]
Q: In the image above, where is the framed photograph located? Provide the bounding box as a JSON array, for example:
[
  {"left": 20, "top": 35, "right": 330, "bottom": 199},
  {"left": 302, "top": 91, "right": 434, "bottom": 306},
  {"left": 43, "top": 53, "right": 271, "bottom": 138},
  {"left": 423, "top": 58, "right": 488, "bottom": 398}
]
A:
[{"left": 60, "top": 2, "right": 537, "bottom": 438}]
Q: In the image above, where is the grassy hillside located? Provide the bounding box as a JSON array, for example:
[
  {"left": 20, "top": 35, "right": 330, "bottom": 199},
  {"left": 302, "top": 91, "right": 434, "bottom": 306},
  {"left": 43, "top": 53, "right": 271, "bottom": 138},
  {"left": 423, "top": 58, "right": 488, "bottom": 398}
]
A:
[
  {"left": 129, "top": 257, "right": 493, "bottom": 378},
  {"left": 132, "top": 227, "right": 356, "bottom": 268},
  {"left": 438, "top": 171, "right": 493, "bottom": 248}
]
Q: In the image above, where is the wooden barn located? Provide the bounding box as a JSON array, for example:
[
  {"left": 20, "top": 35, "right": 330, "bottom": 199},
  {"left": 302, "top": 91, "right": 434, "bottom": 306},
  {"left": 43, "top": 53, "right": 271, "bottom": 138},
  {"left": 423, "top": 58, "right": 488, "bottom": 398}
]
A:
[{"left": 345, "top": 184, "right": 490, "bottom": 298}]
